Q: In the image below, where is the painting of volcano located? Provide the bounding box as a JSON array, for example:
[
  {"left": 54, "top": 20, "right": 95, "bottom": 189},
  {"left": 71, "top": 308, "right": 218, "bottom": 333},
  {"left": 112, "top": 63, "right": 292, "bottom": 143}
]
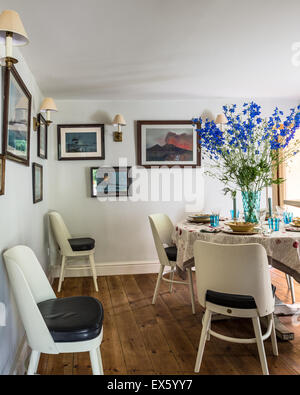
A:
[{"left": 137, "top": 121, "right": 201, "bottom": 167}]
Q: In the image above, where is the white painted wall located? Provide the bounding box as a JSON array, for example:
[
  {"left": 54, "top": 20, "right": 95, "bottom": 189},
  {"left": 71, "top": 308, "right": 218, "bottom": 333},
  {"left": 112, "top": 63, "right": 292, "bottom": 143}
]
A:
[
  {"left": 0, "top": 49, "right": 47, "bottom": 374},
  {"left": 48, "top": 98, "right": 299, "bottom": 265}
]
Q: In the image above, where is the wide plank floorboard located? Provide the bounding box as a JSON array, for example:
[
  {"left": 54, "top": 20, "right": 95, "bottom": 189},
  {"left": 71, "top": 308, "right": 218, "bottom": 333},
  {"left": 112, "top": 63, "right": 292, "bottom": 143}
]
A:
[{"left": 37, "top": 268, "right": 300, "bottom": 375}]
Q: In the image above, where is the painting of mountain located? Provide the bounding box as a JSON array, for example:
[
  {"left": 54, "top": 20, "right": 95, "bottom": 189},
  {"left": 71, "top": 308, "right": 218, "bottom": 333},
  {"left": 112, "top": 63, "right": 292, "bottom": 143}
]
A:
[{"left": 146, "top": 129, "right": 194, "bottom": 162}]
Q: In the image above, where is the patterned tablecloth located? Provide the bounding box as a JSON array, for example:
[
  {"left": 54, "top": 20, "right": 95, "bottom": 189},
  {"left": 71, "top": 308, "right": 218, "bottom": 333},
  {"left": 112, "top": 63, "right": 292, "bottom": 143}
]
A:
[{"left": 172, "top": 220, "right": 300, "bottom": 283}]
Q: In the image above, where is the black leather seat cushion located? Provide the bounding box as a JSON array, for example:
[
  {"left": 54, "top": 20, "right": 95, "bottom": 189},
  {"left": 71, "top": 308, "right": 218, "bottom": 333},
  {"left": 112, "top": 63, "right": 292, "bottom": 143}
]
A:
[
  {"left": 38, "top": 296, "right": 104, "bottom": 342},
  {"left": 68, "top": 237, "right": 95, "bottom": 252},
  {"left": 165, "top": 246, "right": 177, "bottom": 261},
  {"left": 206, "top": 285, "right": 276, "bottom": 310}
]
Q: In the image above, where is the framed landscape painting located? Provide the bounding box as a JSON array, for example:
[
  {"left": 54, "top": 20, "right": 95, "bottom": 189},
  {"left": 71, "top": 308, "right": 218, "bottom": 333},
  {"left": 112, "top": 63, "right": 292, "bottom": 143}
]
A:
[
  {"left": 2, "top": 65, "right": 32, "bottom": 166},
  {"left": 57, "top": 124, "right": 105, "bottom": 160},
  {"left": 137, "top": 120, "right": 200, "bottom": 168},
  {"left": 32, "top": 163, "right": 43, "bottom": 203},
  {"left": 91, "top": 167, "right": 132, "bottom": 198},
  {"left": 37, "top": 113, "right": 48, "bottom": 159}
]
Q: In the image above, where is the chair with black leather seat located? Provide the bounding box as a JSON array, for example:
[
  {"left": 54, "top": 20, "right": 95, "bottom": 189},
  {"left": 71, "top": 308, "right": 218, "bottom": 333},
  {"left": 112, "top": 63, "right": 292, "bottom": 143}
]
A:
[
  {"left": 149, "top": 214, "right": 195, "bottom": 314},
  {"left": 193, "top": 240, "right": 278, "bottom": 375},
  {"left": 49, "top": 211, "right": 98, "bottom": 292},
  {"left": 3, "top": 245, "right": 104, "bottom": 375}
]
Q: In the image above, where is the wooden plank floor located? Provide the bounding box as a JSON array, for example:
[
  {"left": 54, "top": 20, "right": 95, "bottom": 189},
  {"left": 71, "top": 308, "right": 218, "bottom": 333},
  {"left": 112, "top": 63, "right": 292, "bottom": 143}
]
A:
[{"left": 37, "top": 268, "right": 300, "bottom": 375}]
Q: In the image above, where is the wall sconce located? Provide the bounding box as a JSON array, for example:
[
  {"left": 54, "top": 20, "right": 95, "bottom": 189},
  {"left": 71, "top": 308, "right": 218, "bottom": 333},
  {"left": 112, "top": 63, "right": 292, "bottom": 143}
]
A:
[
  {"left": 112, "top": 114, "right": 126, "bottom": 142},
  {"left": 0, "top": 10, "right": 29, "bottom": 68},
  {"left": 40, "top": 97, "right": 58, "bottom": 126},
  {"left": 215, "top": 113, "right": 227, "bottom": 131}
]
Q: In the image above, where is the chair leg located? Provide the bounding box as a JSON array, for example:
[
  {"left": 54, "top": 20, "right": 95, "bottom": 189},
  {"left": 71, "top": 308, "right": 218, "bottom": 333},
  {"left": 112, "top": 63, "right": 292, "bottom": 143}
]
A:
[
  {"left": 89, "top": 348, "right": 101, "bottom": 375},
  {"left": 290, "top": 277, "right": 296, "bottom": 304},
  {"left": 187, "top": 268, "right": 196, "bottom": 315},
  {"left": 286, "top": 273, "right": 291, "bottom": 289},
  {"left": 194, "top": 309, "right": 211, "bottom": 373},
  {"left": 252, "top": 317, "right": 269, "bottom": 375},
  {"left": 58, "top": 256, "right": 66, "bottom": 292},
  {"left": 96, "top": 347, "right": 104, "bottom": 375},
  {"left": 169, "top": 267, "right": 175, "bottom": 293},
  {"left": 27, "top": 350, "right": 41, "bottom": 375},
  {"left": 152, "top": 264, "right": 164, "bottom": 305},
  {"left": 89, "top": 254, "right": 99, "bottom": 292},
  {"left": 269, "top": 314, "right": 279, "bottom": 356}
]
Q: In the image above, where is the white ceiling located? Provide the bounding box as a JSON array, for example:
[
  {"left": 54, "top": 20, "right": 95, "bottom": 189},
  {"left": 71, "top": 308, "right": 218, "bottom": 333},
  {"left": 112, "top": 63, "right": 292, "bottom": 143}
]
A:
[{"left": 2, "top": 0, "right": 300, "bottom": 100}]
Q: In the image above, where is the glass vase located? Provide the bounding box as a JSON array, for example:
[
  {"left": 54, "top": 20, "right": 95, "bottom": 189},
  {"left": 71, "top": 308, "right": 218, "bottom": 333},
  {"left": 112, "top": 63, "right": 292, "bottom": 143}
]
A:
[{"left": 242, "top": 190, "right": 261, "bottom": 223}]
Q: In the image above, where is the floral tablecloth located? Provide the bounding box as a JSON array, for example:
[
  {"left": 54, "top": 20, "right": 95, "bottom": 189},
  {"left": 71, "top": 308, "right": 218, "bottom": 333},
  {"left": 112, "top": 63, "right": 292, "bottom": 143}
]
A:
[{"left": 172, "top": 220, "right": 300, "bottom": 283}]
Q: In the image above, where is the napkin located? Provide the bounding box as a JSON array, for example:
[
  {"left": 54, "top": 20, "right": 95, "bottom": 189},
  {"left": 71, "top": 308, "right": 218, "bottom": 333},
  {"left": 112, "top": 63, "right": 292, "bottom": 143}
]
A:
[{"left": 200, "top": 227, "right": 222, "bottom": 233}]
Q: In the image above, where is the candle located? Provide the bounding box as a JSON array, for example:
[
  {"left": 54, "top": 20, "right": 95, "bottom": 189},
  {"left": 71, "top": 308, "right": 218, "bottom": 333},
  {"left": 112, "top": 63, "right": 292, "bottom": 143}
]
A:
[
  {"left": 268, "top": 197, "right": 272, "bottom": 217},
  {"left": 233, "top": 197, "right": 237, "bottom": 219}
]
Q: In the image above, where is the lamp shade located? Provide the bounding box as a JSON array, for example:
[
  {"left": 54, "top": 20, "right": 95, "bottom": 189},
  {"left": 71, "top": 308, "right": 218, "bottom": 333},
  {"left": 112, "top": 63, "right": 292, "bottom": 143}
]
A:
[
  {"left": 112, "top": 114, "right": 126, "bottom": 126},
  {"left": 215, "top": 114, "right": 227, "bottom": 124},
  {"left": 40, "top": 97, "right": 58, "bottom": 113},
  {"left": 16, "top": 96, "right": 28, "bottom": 110},
  {"left": 0, "top": 10, "right": 29, "bottom": 46}
]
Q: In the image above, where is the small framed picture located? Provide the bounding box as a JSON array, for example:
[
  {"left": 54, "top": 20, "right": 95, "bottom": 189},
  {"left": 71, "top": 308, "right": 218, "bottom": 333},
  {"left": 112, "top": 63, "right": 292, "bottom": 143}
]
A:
[
  {"left": 57, "top": 124, "right": 105, "bottom": 160},
  {"left": 137, "top": 120, "right": 201, "bottom": 168},
  {"left": 91, "top": 167, "right": 132, "bottom": 198},
  {"left": 0, "top": 155, "right": 6, "bottom": 196},
  {"left": 2, "top": 65, "right": 32, "bottom": 166},
  {"left": 32, "top": 162, "right": 43, "bottom": 203},
  {"left": 37, "top": 113, "right": 48, "bottom": 159}
]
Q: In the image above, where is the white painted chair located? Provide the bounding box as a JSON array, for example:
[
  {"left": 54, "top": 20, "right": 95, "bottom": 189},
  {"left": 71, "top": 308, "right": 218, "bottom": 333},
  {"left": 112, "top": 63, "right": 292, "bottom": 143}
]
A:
[
  {"left": 3, "top": 245, "right": 104, "bottom": 375},
  {"left": 193, "top": 241, "right": 278, "bottom": 375},
  {"left": 149, "top": 214, "right": 196, "bottom": 314},
  {"left": 49, "top": 211, "right": 98, "bottom": 292}
]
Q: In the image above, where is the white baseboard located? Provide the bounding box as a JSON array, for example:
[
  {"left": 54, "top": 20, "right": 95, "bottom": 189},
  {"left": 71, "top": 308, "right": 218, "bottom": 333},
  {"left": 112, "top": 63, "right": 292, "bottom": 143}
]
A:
[{"left": 51, "top": 260, "right": 160, "bottom": 278}]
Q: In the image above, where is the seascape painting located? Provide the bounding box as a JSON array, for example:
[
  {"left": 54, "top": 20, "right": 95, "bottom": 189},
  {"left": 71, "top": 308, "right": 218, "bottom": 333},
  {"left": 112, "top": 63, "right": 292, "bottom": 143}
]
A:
[
  {"left": 57, "top": 124, "right": 105, "bottom": 160},
  {"left": 91, "top": 167, "right": 132, "bottom": 197},
  {"left": 3, "top": 66, "right": 31, "bottom": 166}
]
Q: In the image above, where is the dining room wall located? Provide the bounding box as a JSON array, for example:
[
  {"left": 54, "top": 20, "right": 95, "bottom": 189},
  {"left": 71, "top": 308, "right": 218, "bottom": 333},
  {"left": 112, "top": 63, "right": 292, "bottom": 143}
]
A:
[
  {"left": 48, "top": 97, "right": 299, "bottom": 267},
  {"left": 0, "top": 48, "right": 48, "bottom": 374}
]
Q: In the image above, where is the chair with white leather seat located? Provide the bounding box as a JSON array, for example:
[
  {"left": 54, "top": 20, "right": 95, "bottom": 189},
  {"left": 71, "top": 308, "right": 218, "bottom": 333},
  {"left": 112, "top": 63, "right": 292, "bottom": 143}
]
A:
[{"left": 3, "top": 245, "right": 104, "bottom": 375}]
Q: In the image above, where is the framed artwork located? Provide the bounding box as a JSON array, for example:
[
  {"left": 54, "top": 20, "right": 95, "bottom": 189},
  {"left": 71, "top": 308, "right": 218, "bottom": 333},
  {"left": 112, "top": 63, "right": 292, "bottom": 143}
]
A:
[
  {"left": 0, "top": 155, "right": 5, "bottom": 196},
  {"left": 57, "top": 124, "right": 105, "bottom": 160},
  {"left": 32, "top": 162, "right": 43, "bottom": 203},
  {"left": 2, "top": 65, "right": 32, "bottom": 166},
  {"left": 137, "top": 120, "right": 201, "bottom": 168},
  {"left": 37, "top": 113, "right": 48, "bottom": 159},
  {"left": 91, "top": 167, "right": 132, "bottom": 198}
]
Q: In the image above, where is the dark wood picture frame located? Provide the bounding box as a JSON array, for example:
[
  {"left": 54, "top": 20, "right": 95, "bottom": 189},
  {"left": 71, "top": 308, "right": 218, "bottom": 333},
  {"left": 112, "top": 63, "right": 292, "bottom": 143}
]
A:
[
  {"left": 90, "top": 166, "right": 132, "bottom": 198},
  {"left": 2, "top": 65, "right": 32, "bottom": 166},
  {"left": 57, "top": 124, "right": 105, "bottom": 160},
  {"left": 32, "top": 162, "right": 43, "bottom": 203},
  {"left": 0, "top": 155, "right": 6, "bottom": 196},
  {"left": 37, "top": 113, "right": 48, "bottom": 159},
  {"left": 137, "top": 120, "right": 201, "bottom": 168}
]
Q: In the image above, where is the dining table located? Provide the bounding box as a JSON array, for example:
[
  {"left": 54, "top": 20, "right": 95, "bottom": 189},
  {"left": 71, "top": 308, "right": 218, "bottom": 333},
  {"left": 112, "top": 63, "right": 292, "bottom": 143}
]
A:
[{"left": 172, "top": 218, "right": 300, "bottom": 341}]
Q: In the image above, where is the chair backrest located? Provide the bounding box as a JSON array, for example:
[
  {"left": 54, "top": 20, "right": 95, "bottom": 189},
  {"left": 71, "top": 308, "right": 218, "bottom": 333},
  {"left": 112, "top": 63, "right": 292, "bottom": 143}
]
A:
[
  {"left": 193, "top": 241, "right": 274, "bottom": 317},
  {"left": 149, "top": 214, "right": 174, "bottom": 267},
  {"left": 3, "top": 245, "right": 58, "bottom": 353},
  {"left": 48, "top": 211, "right": 72, "bottom": 256}
]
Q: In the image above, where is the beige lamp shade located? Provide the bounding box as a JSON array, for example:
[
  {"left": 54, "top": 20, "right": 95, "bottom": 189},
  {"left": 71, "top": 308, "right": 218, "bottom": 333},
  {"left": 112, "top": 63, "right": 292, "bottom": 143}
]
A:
[
  {"left": 112, "top": 114, "right": 126, "bottom": 126},
  {"left": 40, "top": 97, "right": 58, "bottom": 113},
  {"left": 0, "top": 10, "right": 29, "bottom": 46},
  {"left": 215, "top": 114, "right": 227, "bottom": 124},
  {"left": 16, "top": 96, "right": 28, "bottom": 110}
]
